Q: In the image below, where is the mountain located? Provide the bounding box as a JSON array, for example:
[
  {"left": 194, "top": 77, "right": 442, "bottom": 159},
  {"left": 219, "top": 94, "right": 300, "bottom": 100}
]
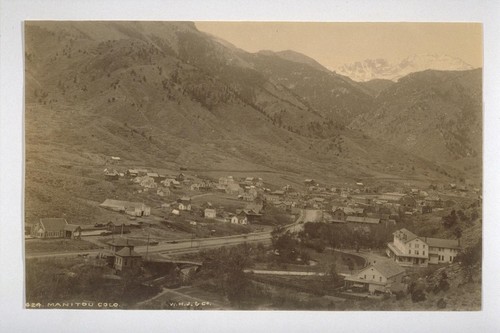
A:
[
  {"left": 242, "top": 50, "right": 375, "bottom": 125},
  {"left": 24, "top": 21, "right": 481, "bottom": 222},
  {"left": 350, "top": 69, "right": 482, "bottom": 179},
  {"left": 260, "top": 50, "right": 330, "bottom": 73},
  {"left": 358, "top": 79, "right": 395, "bottom": 97},
  {"left": 336, "top": 54, "right": 475, "bottom": 82}
]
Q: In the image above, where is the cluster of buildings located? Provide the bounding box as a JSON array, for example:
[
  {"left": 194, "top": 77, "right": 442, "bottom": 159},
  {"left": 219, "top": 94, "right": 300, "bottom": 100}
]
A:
[
  {"left": 344, "top": 228, "right": 461, "bottom": 295},
  {"left": 26, "top": 218, "right": 141, "bottom": 239},
  {"left": 387, "top": 228, "right": 460, "bottom": 267}
]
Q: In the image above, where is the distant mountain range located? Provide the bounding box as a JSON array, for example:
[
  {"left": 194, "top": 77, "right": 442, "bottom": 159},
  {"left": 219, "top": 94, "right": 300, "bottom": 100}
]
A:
[
  {"left": 336, "top": 54, "right": 475, "bottom": 82},
  {"left": 24, "top": 21, "right": 481, "bottom": 192}
]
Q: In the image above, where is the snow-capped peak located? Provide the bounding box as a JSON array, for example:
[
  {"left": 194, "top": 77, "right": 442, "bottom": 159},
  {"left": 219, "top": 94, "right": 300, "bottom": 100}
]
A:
[{"left": 336, "top": 54, "right": 474, "bottom": 82}]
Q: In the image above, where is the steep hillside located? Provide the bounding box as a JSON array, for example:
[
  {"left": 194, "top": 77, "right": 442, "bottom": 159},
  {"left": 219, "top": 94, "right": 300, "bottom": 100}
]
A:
[
  {"left": 358, "top": 79, "right": 394, "bottom": 97},
  {"left": 238, "top": 50, "right": 375, "bottom": 126},
  {"left": 25, "top": 21, "right": 475, "bottom": 223},
  {"left": 350, "top": 69, "right": 482, "bottom": 179},
  {"left": 269, "top": 50, "right": 330, "bottom": 72}
]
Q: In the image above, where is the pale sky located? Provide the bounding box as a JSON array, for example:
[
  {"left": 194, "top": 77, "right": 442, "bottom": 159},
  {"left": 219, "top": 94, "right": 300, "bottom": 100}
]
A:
[{"left": 195, "top": 22, "right": 483, "bottom": 70}]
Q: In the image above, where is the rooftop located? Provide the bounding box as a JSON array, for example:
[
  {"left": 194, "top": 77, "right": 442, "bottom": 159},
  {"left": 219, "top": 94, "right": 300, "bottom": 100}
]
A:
[
  {"left": 372, "top": 260, "right": 406, "bottom": 278},
  {"left": 40, "top": 218, "right": 68, "bottom": 231},
  {"left": 115, "top": 247, "right": 141, "bottom": 257},
  {"left": 393, "top": 228, "right": 419, "bottom": 242},
  {"left": 424, "top": 237, "right": 460, "bottom": 249},
  {"left": 346, "top": 216, "right": 380, "bottom": 224}
]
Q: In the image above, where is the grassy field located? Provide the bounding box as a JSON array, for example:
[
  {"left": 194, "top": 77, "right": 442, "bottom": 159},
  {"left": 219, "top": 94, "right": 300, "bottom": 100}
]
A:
[{"left": 25, "top": 239, "right": 102, "bottom": 253}]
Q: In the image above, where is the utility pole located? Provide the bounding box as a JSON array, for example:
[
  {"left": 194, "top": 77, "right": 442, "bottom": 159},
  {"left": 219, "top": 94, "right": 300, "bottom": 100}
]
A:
[{"left": 145, "top": 228, "right": 150, "bottom": 261}]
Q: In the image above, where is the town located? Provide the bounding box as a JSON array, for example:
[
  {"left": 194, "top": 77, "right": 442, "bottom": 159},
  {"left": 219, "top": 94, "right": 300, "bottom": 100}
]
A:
[{"left": 25, "top": 155, "right": 482, "bottom": 310}]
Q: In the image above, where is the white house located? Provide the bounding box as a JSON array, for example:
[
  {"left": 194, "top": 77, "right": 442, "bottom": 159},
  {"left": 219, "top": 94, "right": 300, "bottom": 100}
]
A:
[
  {"left": 387, "top": 228, "right": 460, "bottom": 267},
  {"left": 100, "top": 199, "right": 151, "bottom": 217},
  {"left": 425, "top": 237, "right": 460, "bottom": 264},
  {"left": 344, "top": 260, "right": 406, "bottom": 294},
  {"left": 386, "top": 228, "right": 429, "bottom": 267},
  {"left": 204, "top": 208, "right": 217, "bottom": 219},
  {"left": 178, "top": 202, "right": 192, "bottom": 211},
  {"left": 231, "top": 214, "right": 248, "bottom": 225}
]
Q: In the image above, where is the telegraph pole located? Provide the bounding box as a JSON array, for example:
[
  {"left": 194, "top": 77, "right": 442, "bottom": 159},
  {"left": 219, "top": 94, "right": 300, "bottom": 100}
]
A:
[{"left": 146, "top": 228, "right": 150, "bottom": 261}]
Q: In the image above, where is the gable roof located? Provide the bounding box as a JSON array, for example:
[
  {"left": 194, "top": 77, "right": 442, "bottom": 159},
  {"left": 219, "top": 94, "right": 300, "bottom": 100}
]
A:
[
  {"left": 346, "top": 216, "right": 380, "bottom": 224},
  {"left": 393, "top": 228, "right": 419, "bottom": 242},
  {"left": 100, "top": 199, "right": 145, "bottom": 210},
  {"left": 115, "top": 247, "right": 141, "bottom": 257},
  {"left": 39, "top": 218, "right": 68, "bottom": 231},
  {"left": 371, "top": 261, "right": 406, "bottom": 278},
  {"left": 424, "top": 237, "right": 460, "bottom": 249},
  {"left": 64, "top": 224, "right": 82, "bottom": 232}
]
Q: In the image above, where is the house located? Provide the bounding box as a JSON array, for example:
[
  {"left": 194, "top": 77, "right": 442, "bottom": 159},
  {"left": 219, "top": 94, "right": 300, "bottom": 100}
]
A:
[
  {"left": 204, "top": 208, "right": 217, "bottom": 219},
  {"left": 344, "top": 260, "right": 406, "bottom": 294},
  {"left": 64, "top": 224, "right": 82, "bottom": 239},
  {"left": 425, "top": 195, "right": 443, "bottom": 208},
  {"left": 100, "top": 199, "right": 151, "bottom": 217},
  {"left": 127, "top": 169, "right": 139, "bottom": 177},
  {"left": 104, "top": 171, "right": 119, "bottom": 181},
  {"left": 171, "top": 209, "right": 180, "bottom": 216},
  {"left": 378, "top": 192, "right": 405, "bottom": 203},
  {"left": 157, "top": 188, "right": 171, "bottom": 197},
  {"left": 177, "top": 197, "right": 192, "bottom": 211},
  {"left": 107, "top": 221, "right": 131, "bottom": 234},
  {"left": 400, "top": 195, "right": 417, "bottom": 208},
  {"left": 386, "top": 229, "right": 429, "bottom": 267},
  {"left": 31, "top": 218, "right": 68, "bottom": 238},
  {"left": 422, "top": 205, "right": 433, "bottom": 214},
  {"left": 219, "top": 176, "right": 235, "bottom": 186},
  {"left": 107, "top": 237, "right": 134, "bottom": 253},
  {"left": 345, "top": 216, "right": 380, "bottom": 225},
  {"left": 264, "top": 193, "right": 281, "bottom": 203},
  {"left": 226, "top": 183, "right": 243, "bottom": 195},
  {"left": 239, "top": 192, "right": 257, "bottom": 201},
  {"left": 231, "top": 212, "right": 248, "bottom": 225},
  {"left": 147, "top": 172, "right": 159, "bottom": 180},
  {"left": 242, "top": 209, "right": 262, "bottom": 223},
  {"left": 331, "top": 208, "right": 347, "bottom": 223},
  {"left": 424, "top": 237, "right": 460, "bottom": 264},
  {"left": 304, "top": 179, "right": 315, "bottom": 185},
  {"left": 135, "top": 176, "right": 157, "bottom": 189},
  {"left": 114, "top": 247, "right": 142, "bottom": 273},
  {"left": 245, "top": 202, "right": 264, "bottom": 214}
]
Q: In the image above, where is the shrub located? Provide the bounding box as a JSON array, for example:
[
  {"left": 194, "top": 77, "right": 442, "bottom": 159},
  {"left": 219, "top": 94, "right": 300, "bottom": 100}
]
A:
[{"left": 437, "top": 298, "right": 447, "bottom": 309}]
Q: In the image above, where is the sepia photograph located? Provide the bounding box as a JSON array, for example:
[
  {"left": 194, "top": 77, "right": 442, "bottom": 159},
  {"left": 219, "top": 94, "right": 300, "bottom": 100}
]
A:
[{"left": 23, "top": 20, "right": 483, "bottom": 311}]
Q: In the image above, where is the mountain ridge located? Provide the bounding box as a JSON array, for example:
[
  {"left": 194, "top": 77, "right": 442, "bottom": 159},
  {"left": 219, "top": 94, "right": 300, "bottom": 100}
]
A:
[{"left": 336, "top": 54, "right": 475, "bottom": 82}]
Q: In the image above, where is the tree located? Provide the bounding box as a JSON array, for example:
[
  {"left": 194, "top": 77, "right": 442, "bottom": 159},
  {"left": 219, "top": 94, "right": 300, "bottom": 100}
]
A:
[
  {"left": 442, "top": 210, "right": 458, "bottom": 228},
  {"left": 271, "top": 229, "right": 299, "bottom": 263},
  {"left": 456, "top": 238, "right": 482, "bottom": 282},
  {"left": 454, "top": 227, "right": 462, "bottom": 243},
  {"left": 409, "top": 279, "right": 427, "bottom": 302}
]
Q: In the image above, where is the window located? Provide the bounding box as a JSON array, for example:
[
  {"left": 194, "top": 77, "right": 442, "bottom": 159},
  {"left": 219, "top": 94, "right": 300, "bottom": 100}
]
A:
[
  {"left": 364, "top": 275, "right": 366, "bottom": 279},
  {"left": 373, "top": 275, "right": 375, "bottom": 279},
  {"left": 416, "top": 250, "right": 419, "bottom": 255},
  {"left": 423, "top": 251, "right": 425, "bottom": 256},
  {"left": 415, "top": 244, "right": 419, "bottom": 248},
  {"left": 409, "top": 250, "right": 411, "bottom": 254},
  {"left": 379, "top": 277, "right": 382, "bottom": 282}
]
